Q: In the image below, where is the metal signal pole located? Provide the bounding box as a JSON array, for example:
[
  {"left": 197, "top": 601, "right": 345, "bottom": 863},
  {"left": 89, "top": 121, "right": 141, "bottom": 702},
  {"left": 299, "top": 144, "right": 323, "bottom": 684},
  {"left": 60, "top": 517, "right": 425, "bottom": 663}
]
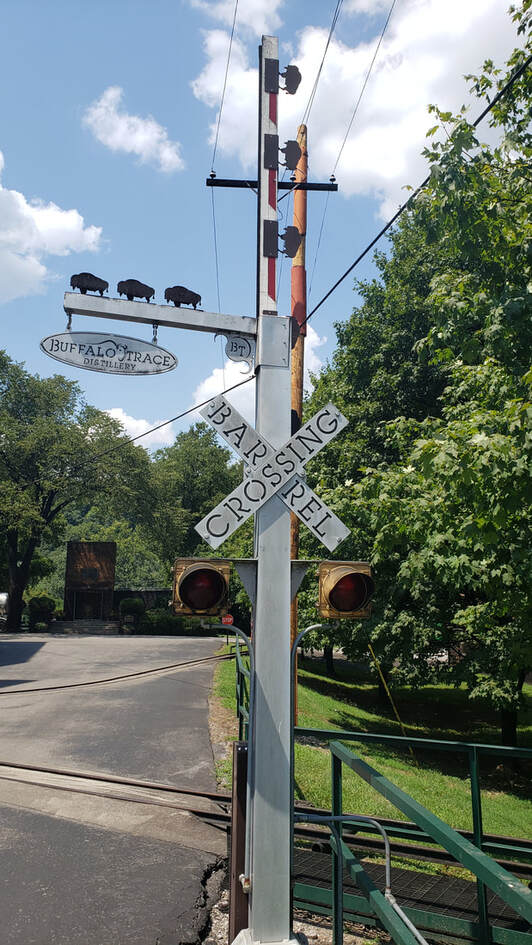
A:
[
  {"left": 245, "top": 34, "right": 297, "bottom": 945},
  {"left": 290, "top": 124, "right": 307, "bottom": 726}
]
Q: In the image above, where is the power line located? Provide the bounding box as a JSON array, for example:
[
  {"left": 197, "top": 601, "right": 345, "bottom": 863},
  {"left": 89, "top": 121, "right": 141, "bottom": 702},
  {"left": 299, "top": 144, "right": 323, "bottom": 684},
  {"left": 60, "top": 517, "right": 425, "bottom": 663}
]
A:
[
  {"left": 210, "top": 0, "right": 239, "bottom": 173},
  {"left": 308, "top": 190, "right": 331, "bottom": 299},
  {"left": 76, "top": 374, "right": 254, "bottom": 462},
  {"left": 210, "top": 188, "right": 222, "bottom": 312},
  {"left": 301, "top": 0, "right": 344, "bottom": 127},
  {"left": 309, "top": 0, "right": 397, "bottom": 299},
  {"left": 22, "top": 374, "right": 255, "bottom": 494},
  {"left": 208, "top": 0, "right": 239, "bottom": 380},
  {"left": 332, "top": 0, "right": 398, "bottom": 177},
  {"left": 301, "top": 50, "right": 532, "bottom": 330},
  {"left": 210, "top": 186, "right": 226, "bottom": 385}
]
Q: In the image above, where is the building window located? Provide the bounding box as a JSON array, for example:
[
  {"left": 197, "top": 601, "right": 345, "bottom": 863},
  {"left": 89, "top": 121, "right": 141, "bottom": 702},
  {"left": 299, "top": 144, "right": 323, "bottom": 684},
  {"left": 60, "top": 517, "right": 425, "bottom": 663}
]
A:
[{"left": 80, "top": 567, "right": 99, "bottom": 581}]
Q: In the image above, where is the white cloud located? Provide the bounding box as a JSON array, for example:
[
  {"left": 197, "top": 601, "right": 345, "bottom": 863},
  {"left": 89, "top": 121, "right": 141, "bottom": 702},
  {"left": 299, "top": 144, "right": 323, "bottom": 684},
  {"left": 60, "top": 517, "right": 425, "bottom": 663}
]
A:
[
  {"left": 0, "top": 151, "right": 102, "bottom": 304},
  {"left": 191, "top": 33, "right": 258, "bottom": 168},
  {"left": 192, "top": 0, "right": 520, "bottom": 214},
  {"left": 190, "top": 0, "right": 285, "bottom": 36},
  {"left": 193, "top": 358, "right": 256, "bottom": 427},
  {"left": 304, "top": 324, "right": 327, "bottom": 389},
  {"left": 83, "top": 86, "right": 185, "bottom": 173},
  {"left": 191, "top": 324, "right": 327, "bottom": 456},
  {"left": 344, "top": 0, "right": 391, "bottom": 13},
  {"left": 105, "top": 407, "right": 176, "bottom": 449}
]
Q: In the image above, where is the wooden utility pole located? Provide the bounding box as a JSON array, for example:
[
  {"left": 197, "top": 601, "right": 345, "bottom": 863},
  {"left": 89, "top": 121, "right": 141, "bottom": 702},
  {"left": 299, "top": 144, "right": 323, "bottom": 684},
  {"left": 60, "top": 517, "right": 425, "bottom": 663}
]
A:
[{"left": 290, "top": 124, "right": 307, "bottom": 723}]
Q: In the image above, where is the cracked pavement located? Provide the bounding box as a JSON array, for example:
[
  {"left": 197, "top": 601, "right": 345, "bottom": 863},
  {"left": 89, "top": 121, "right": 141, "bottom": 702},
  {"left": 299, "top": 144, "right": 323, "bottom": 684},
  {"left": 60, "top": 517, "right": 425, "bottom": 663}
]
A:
[{"left": 0, "top": 635, "right": 227, "bottom": 945}]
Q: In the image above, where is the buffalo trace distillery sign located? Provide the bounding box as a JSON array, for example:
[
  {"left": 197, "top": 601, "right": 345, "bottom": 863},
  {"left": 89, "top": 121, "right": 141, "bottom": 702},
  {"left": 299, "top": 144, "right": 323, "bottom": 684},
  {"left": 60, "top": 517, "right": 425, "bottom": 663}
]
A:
[{"left": 40, "top": 331, "right": 177, "bottom": 375}]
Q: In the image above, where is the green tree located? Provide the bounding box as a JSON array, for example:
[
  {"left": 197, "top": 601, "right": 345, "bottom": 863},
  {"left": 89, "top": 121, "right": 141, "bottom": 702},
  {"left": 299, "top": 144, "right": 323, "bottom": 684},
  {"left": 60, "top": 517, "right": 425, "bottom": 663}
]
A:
[
  {"left": 299, "top": 7, "right": 531, "bottom": 739},
  {"left": 327, "top": 368, "right": 531, "bottom": 744},
  {"left": 149, "top": 422, "right": 241, "bottom": 565},
  {"left": 0, "top": 352, "right": 152, "bottom": 629}
]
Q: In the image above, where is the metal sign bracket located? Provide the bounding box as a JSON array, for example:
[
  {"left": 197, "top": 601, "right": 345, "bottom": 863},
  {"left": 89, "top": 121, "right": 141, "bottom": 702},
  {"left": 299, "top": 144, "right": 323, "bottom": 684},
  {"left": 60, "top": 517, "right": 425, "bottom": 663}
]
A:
[
  {"left": 256, "top": 315, "right": 290, "bottom": 368},
  {"left": 232, "top": 559, "right": 317, "bottom": 607}
]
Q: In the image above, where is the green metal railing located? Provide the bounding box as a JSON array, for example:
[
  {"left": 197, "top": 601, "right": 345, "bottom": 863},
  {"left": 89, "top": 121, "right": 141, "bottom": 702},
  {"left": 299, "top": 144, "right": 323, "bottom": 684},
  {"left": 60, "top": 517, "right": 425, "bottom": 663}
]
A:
[
  {"left": 296, "top": 727, "right": 532, "bottom": 865},
  {"left": 315, "top": 740, "right": 532, "bottom": 945},
  {"left": 233, "top": 655, "right": 532, "bottom": 944},
  {"left": 235, "top": 637, "right": 250, "bottom": 741}
]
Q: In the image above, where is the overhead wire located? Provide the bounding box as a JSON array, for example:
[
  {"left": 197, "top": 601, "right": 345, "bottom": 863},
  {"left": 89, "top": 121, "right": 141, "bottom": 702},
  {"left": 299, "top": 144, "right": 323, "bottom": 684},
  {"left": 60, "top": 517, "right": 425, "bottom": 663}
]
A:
[
  {"left": 275, "top": 1, "right": 343, "bottom": 313},
  {"left": 301, "top": 0, "right": 344, "bottom": 127},
  {"left": 308, "top": 190, "right": 331, "bottom": 300},
  {"left": 277, "top": 0, "right": 343, "bottom": 193},
  {"left": 309, "top": 0, "right": 398, "bottom": 299},
  {"left": 300, "top": 50, "right": 532, "bottom": 330},
  {"left": 210, "top": 0, "right": 240, "bottom": 174},
  {"left": 210, "top": 185, "right": 226, "bottom": 385},
  {"left": 22, "top": 374, "right": 255, "bottom": 496},
  {"left": 332, "top": 0, "right": 398, "bottom": 178},
  {"left": 209, "top": 0, "right": 239, "bottom": 384}
]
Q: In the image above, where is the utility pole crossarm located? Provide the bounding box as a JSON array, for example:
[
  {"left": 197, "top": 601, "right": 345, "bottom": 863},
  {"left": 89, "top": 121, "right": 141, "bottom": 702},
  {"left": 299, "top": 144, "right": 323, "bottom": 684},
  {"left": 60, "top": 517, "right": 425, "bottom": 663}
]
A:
[
  {"left": 206, "top": 178, "right": 338, "bottom": 192},
  {"left": 63, "top": 293, "right": 257, "bottom": 339}
]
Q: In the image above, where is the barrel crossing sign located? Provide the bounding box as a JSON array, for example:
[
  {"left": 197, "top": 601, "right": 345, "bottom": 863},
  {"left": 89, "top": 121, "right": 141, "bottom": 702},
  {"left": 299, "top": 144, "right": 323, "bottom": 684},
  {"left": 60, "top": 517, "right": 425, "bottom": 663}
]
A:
[{"left": 196, "top": 396, "right": 350, "bottom": 552}]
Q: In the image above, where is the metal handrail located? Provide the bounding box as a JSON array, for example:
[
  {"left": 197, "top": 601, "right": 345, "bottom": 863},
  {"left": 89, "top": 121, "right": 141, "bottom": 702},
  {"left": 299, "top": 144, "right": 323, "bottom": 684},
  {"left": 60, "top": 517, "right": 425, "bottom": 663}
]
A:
[
  {"left": 294, "top": 812, "right": 429, "bottom": 945},
  {"left": 296, "top": 726, "right": 532, "bottom": 759},
  {"left": 330, "top": 740, "right": 532, "bottom": 926},
  {"left": 212, "top": 624, "right": 254, "bottom": 882},
  {"left": 290, "top": 624, "right": 323, "bottom": 890}
]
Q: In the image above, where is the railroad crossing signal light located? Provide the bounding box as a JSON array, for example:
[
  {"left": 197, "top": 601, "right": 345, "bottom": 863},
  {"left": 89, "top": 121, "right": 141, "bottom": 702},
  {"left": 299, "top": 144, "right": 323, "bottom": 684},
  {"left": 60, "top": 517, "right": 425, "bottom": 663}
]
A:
[
  {"left": 173, "top": 559, "right": 230, "bottom": 616},
  {"left": 318, "top": 561, "right": 375, "bottom": 619}
]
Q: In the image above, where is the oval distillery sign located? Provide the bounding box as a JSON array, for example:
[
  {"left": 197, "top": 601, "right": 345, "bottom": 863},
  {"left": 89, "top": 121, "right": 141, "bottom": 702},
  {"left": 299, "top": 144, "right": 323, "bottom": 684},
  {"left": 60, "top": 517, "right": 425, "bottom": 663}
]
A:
[{"left": 40, "top": 331, "right": 177, "bottom": 376}]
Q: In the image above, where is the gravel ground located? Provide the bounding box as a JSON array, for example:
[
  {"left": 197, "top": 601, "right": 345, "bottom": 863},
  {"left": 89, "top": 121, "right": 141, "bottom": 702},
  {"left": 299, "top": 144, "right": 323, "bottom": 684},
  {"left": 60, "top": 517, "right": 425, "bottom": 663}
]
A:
[{"left": 204, "top": 887, "right": 382, "bottom": 945}]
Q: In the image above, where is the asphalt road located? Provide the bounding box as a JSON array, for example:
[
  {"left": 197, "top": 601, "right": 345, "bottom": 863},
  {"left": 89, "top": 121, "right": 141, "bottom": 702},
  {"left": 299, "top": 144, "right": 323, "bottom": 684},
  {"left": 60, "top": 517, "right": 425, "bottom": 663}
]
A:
[{"left": 0, "top": 634, "right": 227, "bottom": 945}]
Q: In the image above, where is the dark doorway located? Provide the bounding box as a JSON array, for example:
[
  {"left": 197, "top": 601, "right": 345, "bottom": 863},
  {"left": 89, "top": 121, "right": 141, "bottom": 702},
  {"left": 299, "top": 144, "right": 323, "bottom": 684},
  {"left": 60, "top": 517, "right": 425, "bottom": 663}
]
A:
[{"left": 74, "top": 591, "right": 104, "bottom": 620}]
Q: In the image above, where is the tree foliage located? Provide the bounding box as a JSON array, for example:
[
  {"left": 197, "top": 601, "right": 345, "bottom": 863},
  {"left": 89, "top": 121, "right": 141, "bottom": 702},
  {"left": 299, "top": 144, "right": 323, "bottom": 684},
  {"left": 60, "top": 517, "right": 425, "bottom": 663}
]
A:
[
  {"left": 301, "top": 8, "right": 532, "bottom": 742},
  {"left": 0, "top": 351, "right": 152, "bottom": 628},
  {"left": 148, "top": 423, "right": 241, "bottom": 565}
]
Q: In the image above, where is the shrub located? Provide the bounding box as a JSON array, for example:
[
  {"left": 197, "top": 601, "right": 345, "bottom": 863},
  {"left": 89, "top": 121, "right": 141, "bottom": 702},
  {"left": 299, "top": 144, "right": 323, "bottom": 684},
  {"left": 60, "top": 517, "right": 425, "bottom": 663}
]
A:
[
  {"left": 34, "top": 621, "right": 48, "bottom": 632},
  {"left": 138, "top": 609, "right": 186, "bottom": 635},
  {"left": 119, "top": 597, "right": 146, "bottom": 631},
  {"left": 119, "top": 597, "right": 146, "bottom": 618},
  {"left": 27, "top": 595, "right": 55, "bottom": 628}
]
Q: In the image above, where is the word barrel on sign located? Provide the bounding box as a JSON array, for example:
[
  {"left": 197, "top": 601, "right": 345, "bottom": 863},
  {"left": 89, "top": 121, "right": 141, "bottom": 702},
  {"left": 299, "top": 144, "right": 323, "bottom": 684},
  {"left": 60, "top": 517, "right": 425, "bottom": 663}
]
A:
[{"left": 196, "top": 397, "right": 350, "bottom": 551}]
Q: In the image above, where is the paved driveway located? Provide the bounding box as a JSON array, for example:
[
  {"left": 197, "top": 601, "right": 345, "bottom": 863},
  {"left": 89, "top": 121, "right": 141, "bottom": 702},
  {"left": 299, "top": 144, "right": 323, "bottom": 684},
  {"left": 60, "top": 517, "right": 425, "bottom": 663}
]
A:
[{"left": 0, "top": 634, "right": 227, "bottom": 945}]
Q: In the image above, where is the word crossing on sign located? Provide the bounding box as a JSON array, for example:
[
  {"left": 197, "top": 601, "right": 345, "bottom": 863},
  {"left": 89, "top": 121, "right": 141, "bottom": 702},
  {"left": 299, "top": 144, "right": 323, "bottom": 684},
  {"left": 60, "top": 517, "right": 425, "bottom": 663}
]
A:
[{"left": 196, "top": 396, "right": 350, "bottom": 551}]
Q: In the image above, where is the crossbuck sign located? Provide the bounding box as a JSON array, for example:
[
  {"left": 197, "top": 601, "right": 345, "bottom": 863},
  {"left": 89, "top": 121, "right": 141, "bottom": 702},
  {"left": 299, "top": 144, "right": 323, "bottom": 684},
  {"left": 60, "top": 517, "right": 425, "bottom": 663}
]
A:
[{"left": 196, "top": 396, "right": 350, "bottom": 552}]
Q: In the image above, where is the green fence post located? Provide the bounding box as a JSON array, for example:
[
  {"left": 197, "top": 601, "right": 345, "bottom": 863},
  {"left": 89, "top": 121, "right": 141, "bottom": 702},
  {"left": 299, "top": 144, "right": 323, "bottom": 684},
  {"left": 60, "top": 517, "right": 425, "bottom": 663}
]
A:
[
  {"left": 469, "top": 747, "right": 490, "bottom": 945},
  {"left": 332, "top": 751, "right": 343, "bottom": 945}
]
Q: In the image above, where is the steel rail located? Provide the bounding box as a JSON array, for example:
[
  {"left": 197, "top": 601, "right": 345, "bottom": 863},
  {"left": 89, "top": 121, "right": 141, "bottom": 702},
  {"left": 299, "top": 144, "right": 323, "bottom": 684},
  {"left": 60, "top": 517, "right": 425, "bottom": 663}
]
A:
[{"left": 0, "top": 763, "right": 529, "bottom": 876}]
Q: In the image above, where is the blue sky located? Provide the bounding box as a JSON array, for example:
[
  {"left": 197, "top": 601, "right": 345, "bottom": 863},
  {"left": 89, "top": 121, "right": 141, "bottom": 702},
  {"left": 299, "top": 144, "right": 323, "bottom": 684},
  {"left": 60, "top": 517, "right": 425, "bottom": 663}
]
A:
[{"left": 0, "top": 0, "right": 523, "bottom": 446}]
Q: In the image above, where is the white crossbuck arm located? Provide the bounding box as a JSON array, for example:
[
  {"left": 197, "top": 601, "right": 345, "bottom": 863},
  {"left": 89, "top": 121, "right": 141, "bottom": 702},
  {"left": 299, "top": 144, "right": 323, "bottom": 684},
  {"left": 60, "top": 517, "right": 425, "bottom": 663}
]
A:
[{"left": 196, "top": 396, "right": 350, "bottom": 551}]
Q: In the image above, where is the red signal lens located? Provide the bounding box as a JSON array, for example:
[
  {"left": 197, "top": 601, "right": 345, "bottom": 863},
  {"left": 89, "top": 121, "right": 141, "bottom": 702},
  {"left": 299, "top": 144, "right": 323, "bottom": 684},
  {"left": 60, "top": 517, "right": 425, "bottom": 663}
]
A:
[
  {"left": 329, "top": 573, "right": 369, "bottom": 612},
  {"left": 180, "top": 568, "right": 225, "bottom": 611}
]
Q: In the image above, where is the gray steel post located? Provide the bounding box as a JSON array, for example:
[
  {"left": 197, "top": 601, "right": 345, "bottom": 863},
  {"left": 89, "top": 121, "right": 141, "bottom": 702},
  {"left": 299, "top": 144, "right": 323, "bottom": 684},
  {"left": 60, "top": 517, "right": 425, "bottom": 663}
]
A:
[{"left": 248, "top": 34, "right": 295, "bottom": 945}]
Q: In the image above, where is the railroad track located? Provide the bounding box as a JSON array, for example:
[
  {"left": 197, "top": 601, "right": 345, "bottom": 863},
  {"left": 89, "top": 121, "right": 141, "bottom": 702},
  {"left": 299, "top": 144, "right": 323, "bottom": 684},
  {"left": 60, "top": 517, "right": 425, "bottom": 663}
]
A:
[{"left": 1, "top": 760, "right": 530, "bottom": 878}]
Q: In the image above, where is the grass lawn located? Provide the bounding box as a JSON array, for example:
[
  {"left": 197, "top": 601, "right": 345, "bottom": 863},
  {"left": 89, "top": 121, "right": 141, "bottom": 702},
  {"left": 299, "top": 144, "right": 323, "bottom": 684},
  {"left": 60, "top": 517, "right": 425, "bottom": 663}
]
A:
[{"left": 214, "top": 651, "right": 532, "bottom": 840}]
